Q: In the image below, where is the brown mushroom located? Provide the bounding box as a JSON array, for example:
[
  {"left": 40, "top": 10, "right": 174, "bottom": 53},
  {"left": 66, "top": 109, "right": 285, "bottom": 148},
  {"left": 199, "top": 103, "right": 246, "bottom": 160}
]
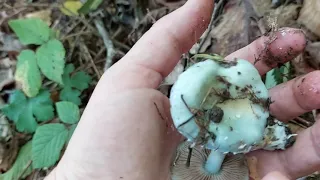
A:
[{"left": 171, "top": 141, "right": 249, "bottom": 180}]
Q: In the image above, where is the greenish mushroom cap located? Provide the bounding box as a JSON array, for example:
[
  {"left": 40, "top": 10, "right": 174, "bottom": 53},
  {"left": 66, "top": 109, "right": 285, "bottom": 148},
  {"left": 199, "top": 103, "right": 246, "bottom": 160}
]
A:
[{"left": 169, "top": 58, "right": 270, "bottom": 154}]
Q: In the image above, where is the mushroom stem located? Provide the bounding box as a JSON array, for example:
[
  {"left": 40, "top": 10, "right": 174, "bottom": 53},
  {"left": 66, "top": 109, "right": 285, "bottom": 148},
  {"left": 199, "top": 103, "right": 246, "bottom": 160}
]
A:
[{"left": 204, "top": 150, "right": 226, "bottom": 174}]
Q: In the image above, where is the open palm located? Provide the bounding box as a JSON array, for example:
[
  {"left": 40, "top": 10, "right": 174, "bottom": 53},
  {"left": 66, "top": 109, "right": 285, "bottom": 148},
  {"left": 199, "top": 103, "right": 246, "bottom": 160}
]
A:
[{"left": 45, "top": 0, "right": 319, "bottom": 180}]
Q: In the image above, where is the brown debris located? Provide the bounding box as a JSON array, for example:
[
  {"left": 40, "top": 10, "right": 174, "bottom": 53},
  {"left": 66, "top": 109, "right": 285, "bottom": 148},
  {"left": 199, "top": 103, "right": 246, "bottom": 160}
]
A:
[{"left": 297, "top": 0, "right": 320, "bottom": 38}]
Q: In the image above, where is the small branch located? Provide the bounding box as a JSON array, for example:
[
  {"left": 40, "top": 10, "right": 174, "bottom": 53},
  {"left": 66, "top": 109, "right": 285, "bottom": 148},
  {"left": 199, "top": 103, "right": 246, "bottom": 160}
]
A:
[
  {"left": 80, "top": 41, "right": 102, "bottom": 78},
  {"left": 93, "top": 18, "right": 116, "bottom": 71}
]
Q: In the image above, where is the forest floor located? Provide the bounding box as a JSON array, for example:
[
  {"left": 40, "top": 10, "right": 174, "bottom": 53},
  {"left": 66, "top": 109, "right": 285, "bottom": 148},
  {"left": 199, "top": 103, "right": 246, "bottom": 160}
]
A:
[{"left": 0, "top": 0, "right": 320, "bottom": 179}]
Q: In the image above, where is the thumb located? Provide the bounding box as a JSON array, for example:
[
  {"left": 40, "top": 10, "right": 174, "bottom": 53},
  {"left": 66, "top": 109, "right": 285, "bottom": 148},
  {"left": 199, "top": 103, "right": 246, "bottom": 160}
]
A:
[{"left": 262, "top": 171, "right": 290, "bottom": 180}]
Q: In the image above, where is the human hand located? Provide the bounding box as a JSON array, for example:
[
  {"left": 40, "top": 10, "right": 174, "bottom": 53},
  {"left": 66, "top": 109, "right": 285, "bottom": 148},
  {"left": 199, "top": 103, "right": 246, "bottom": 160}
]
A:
[{"left": 44, "top": 0, "right": 319, "bottom": 179}]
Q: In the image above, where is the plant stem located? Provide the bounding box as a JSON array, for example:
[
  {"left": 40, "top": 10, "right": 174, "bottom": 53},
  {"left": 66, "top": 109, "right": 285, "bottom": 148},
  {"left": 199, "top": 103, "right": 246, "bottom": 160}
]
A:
[{"left": 204, "top": 150, "right": 225, "bottom": 174}]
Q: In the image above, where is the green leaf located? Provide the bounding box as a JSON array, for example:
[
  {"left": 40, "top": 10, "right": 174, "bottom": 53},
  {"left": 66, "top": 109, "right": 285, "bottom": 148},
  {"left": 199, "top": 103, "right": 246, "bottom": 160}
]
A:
[
  {"left": 30, "top": 90, "right": 55, "bottom": 122},
  {"left": 59, "top": 64, "right": 91, "bottom": 105},
  {"left": 32, "top": 123, "right": 68, "bottom": 169},
  {"left": 0, "top": 142, "right": 33, "bottom": 180},
  {"left": 280, "top": 62, "right": 291, "bottom": 83},
  {"left": 1, "top": 90, "right": 26, "bottom": 122},
  {"left": 56, "top": 101, "right": 80, "bottom": 124},
  {"left": 59, "top": 87, "right": 81, "bottom": 105},
  {"left": 265, "top": 69, "right": 278, "bottom": 89},
  {"left": 78, "top": 0, "right": 103, "bottom": 14},
  {"left": 1, "top": 90, "right": 54, "bottom": 133},
  {"left": 265, "top": 62, "right": 292, "bottom": 89},
  {"left": 8, "top": 18, "right": 50, "bottom": 45},
  {"left": 71, "top": 71, "right": 91, "bottom": 91},
  {"left": 67, "top": 124, "right": 77, "bottom": 143},
  {"left": 36, "top": 39, "right": 65, "bottom": 84},
  {"left": 15, "top": 50, "right": 42, "bottom": 97}
]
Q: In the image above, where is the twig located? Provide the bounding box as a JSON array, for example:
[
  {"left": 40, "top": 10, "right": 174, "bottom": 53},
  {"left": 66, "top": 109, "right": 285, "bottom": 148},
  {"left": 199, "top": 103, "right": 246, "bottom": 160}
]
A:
[
  {"left": 294, "top": 117, "right": 313, "bottom": 127},
  {"left": 93, "top": 18, "right": 116, "bottom": 71},
  {"left": 80, "top": 41, "right": 102, "bottom": 78},
  {"left": 61, "top": 31, "right": 92, "bottom": 41},
  {"left": 196, "top": 0, "right": 226, "bottom": 53},
  {"left": 0, "top": 7, "right": 26, "bottom": 26}
]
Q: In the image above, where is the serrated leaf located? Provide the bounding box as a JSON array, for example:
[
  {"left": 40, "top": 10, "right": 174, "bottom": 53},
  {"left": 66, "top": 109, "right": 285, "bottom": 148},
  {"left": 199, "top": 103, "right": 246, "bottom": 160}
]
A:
[
  {"left": 67, "top": 124, "right": 77, "bottom": 143},
  {"left": 71, "top": 71, "right": 91, "bottom": 91},
  {"left": 32, "top": 123, "right": 68, "bottom": 169},
  {"left": 59, "top": 87, "right": 81, "bottom": 105},
  {"left": 78, "top": 0, "right": 103, "bottom": 14},
  {"left": 0, "top": 141, "right": 33, "bottom": 180},
  {"left": 60, "top": 1, "right": 83, "bottom": 16},
  {"left": 265, "top": 69, "right": 278, "bottom": 89},
  {"left": 59, "top": 64, "right": 91, "bottom": 105},
  {"left": 8, "top": 18, "right": 50, "bottom": 45},
  {"left": 36, "top": 39, "right": 65, "bottom": 84},
  {"left": 56, "top": 101, "right": 80, "bottom": 124},
  {"left": 30, "top": 90, "right": 55, "bottom": 122},
  {"left": 1, "top": 90, "right": 26, "bottom": 122},
  {"left": 1, "top": 90, "right": 54, "bottom": 133},
  {"left": 15, "top": 50, "right": 42, "bottom": 97}
]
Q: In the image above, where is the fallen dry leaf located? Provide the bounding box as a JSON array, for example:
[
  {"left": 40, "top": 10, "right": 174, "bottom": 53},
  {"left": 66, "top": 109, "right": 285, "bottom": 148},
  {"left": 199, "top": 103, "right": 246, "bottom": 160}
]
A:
[
  {"left": 25, "top": 9, "right": 52, "bottom": 26},
  {"left": 162, "top": 60, "right": 184, "bottom": 86},
  {"left": 298, "top": 0, "right": 320, "bottom": 38},
  {"left": 304, "top": 42, "right": 320, "bottom": 70},
  {"left": 0, "top": 114, "right": 18, "bottom": 172},
  {"left": 0, "top": 58, "right": 15, "bottom": 91},
  {"left": 60, "top": 1, "right": 83, "bottom": 16},
  {"left": 199, "top": 0, "right": 260, "bottom": 57},
  {"left": 0, "top": 31, "right": 24, "bottom": 52}
]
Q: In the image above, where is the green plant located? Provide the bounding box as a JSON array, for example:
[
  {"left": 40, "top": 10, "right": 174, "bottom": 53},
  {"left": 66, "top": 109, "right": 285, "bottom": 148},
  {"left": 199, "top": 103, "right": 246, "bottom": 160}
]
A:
[
  {"left": 0, "top": 18, "right": 91, "bottom": 178},
  {"left": 265, "top": 62, "right": 292, "bottom": 89}
]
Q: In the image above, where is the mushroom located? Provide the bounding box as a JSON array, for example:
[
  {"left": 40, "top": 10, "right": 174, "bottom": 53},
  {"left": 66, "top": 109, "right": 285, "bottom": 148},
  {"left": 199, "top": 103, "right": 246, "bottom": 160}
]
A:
[
  {"left": 171, "top": 141, "right": 249, "bottom": 180},
  {"left": 169, "top": 55, "right": 296, "bottom": 174}
]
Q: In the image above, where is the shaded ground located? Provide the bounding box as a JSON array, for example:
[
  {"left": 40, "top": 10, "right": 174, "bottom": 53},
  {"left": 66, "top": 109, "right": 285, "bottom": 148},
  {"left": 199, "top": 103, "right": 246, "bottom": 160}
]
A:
[{"left": 1, "top": 0, "right": 320, "bottom": 179}]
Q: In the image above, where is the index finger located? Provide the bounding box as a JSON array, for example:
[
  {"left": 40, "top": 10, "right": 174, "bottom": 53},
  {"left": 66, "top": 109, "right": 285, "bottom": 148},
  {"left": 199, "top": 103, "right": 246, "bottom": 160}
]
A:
[{"left": 99, "top": 0, "right": 214, "bottom": 92}]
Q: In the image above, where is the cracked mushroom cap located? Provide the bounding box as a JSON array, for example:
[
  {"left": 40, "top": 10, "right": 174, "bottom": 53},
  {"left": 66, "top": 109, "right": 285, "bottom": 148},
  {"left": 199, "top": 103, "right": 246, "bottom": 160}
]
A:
[{"left": 171, "top": 141, "right": 249, "bottom": 180}]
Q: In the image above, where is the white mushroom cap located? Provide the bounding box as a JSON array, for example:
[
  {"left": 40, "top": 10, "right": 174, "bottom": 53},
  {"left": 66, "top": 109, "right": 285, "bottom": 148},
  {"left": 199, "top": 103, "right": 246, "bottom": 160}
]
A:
[
  {"left": 169, "top": 59, "right": 270, "bottom": 154},
  {"left": 171, "top": 141, "right": 249, "bottom": 180}
]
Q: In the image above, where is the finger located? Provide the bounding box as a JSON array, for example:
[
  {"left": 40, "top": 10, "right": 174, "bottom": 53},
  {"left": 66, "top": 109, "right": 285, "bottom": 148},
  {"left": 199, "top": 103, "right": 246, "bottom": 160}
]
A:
[
  {"left": 261, "top": 171, "right": 289, "bottom": 180},
  {"left": 101, "top": 0, "right": 214, "bottom": 91},
  {"left": 225, "top": 28, "right": 306, "bottom": 75},
  {"left": 268, "top": 70, "right": 320, "bottom": 121},
  {"left": 248, "top": 119, "right": 320, "bottom": 179}
]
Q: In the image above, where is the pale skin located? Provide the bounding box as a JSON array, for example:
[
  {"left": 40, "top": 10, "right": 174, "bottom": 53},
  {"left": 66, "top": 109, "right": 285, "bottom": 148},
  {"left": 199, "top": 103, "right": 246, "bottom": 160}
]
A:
[{"left": 44, "top": 0, "right": 320, "bottom": 179}]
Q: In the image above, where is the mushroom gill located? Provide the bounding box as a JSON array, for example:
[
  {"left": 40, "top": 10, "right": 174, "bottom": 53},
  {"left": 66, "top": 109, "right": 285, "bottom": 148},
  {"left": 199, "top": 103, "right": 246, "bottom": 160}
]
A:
[{"left": 171, "top": 141, "right": 249, "bottom": 180}]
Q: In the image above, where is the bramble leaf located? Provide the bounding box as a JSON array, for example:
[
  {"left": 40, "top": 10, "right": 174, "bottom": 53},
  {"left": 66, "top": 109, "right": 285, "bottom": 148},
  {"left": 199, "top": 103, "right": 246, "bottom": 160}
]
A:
[
  {"left": 56, "top": 101, "right": 80, "bottom": 124},
  {"left": 32, "top": 123, "right": 68, "bottom": 169},
  {"left": 265, "top": 69, "right": 278, "bottom": 89},
  {"left": 59, "top": 87, "right": 81, "bottom": 105},
  {"left": 36, "top": 39, "right": 65, "bottom": 84},
  {"left": 8, "top": 18, "right": 50, "bottom": 45},
  {"left": 30, "top": 90, "right": 55, "bottom": 122},
  {"left": 1, "top": 90, "right": 54, "bottom": 133},
  {"left": 265, "top": 62, "right": 292, "bottom": 89},
  {"left": 1, "top": 90, "right": 26, "bottom": 122},
  {"left": 0, "top": 141, "right": 33, "bottom": 180},
  {"left": 67, "top": 124, "right": 77, "bottom": 143},
  {"left": 59, "top": 64, "right": 91, "bottom": 105},
  {"left": 15, "top": 50, "right": 42, "bottom": 97},
  {"left": 71, "top": 71, "right": 91, "bottom": 91}
]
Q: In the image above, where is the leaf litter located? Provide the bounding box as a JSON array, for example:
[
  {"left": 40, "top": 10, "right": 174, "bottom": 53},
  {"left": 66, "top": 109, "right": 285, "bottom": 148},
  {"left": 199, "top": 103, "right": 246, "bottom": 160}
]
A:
[{"left": 0, "top": 0, "right": 320, "bottom": 179}]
